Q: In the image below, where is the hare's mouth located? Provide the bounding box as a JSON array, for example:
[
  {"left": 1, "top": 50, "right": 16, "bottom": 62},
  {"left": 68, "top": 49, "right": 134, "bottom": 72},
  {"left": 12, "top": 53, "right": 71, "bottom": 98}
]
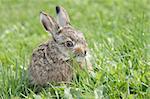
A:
[
  {"left": 75, "top": 56, "right": 86, "bottom": 63},
  {"left": 65, "top": 54, "right": 85, "bottom": 62}
]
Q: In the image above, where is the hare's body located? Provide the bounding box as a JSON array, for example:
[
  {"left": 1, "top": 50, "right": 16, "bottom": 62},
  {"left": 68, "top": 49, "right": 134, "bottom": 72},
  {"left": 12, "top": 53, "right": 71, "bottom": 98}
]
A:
[
  {"left": 29, "top": 40, "right": 73, "bottom": 85},
  {"left": 29, "top": 6, "right": 92, "bottom": 85}
]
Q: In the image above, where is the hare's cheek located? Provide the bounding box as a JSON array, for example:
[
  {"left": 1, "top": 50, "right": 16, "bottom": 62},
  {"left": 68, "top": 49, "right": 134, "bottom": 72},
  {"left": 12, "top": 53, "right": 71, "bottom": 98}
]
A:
[{"left": 57, "top": 45, "right": 69, "bottom": 55}]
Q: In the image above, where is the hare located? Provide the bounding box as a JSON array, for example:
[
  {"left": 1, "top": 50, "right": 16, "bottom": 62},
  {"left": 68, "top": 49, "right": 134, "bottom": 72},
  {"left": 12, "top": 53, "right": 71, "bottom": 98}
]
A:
[{"left": 29, "top": 6, "right": 92, "bottom": 85}]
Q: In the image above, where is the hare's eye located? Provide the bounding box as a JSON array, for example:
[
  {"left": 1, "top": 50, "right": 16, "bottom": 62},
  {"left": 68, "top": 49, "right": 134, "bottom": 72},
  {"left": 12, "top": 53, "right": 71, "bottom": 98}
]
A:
[{"left": 65, "top": 41, "right": 74, "bottom": 47}]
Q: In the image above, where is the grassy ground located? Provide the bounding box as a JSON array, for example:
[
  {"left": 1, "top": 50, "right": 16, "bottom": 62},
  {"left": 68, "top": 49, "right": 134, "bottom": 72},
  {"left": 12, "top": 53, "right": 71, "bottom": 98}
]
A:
[{"left": 0, "top": 0, "right": 150, "bottom": 98}]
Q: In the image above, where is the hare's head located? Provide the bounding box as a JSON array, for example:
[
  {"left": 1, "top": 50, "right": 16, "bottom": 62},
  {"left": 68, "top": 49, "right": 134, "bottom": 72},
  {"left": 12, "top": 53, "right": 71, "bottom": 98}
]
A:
[{"left": 40, "top": 6, "right": 87, "bottom": 62}]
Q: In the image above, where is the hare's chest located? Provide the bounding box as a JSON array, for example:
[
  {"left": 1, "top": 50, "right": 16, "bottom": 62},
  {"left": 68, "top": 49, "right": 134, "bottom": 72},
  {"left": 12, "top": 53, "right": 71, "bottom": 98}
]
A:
[{"left": 48, "top": 61, "right": 71, "bottom": 72}]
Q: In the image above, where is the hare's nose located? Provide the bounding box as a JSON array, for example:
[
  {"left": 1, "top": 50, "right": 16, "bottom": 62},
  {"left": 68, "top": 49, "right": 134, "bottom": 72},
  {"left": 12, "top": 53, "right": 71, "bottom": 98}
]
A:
[
  {"left": 74, "top": 47, "right": 86, "bottom": 56},
  {"left": 84, "top": 50, "right": 87, "bottom": 56}
]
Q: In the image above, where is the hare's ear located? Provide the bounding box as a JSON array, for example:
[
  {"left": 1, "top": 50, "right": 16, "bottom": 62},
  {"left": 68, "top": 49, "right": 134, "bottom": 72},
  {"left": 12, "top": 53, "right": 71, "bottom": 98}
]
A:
[
  {"left": 40, "top": 12, "right": 59, "bottom": 36},
  {"left": 56, "top": 6, "right": 70, "bottom": 27}
]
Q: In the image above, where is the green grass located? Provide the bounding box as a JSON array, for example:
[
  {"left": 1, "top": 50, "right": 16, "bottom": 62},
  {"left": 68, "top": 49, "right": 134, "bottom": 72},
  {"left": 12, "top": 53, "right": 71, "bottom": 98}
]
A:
[{"left": 0, "top": 0, "right": 150, "bottom": 98}]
